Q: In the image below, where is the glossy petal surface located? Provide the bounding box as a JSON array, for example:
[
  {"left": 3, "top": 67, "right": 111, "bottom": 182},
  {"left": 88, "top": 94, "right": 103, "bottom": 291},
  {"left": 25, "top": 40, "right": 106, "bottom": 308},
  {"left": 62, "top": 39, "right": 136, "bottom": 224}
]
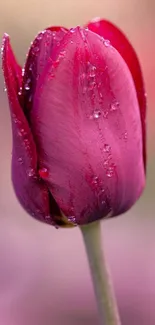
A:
[
  {"left": 30, "top": 28, "right": 145, "bottom": 225},
  {"left": 86, "top": 19, "right": 146, "bottom": 167},
  {"left": 22, "top": 27, "right": 68, "bottom": 118},
  {"left": 2, "top": 34, "right": 52, "bottom": 224}
]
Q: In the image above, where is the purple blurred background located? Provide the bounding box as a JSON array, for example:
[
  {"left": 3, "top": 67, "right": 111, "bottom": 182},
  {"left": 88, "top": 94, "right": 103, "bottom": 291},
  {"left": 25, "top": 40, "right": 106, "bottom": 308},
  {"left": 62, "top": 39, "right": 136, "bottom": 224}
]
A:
[{"left": 0, "top": 0, "right": 155, "bottom": 324}]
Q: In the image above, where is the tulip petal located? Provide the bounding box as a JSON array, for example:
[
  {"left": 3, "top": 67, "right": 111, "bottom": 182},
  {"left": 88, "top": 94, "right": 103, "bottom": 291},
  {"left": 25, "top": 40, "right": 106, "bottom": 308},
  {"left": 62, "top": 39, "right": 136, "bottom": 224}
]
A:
[
  {"left": 1, "top": 33, "right": 22, "bottom": 100},
  {"left": 86, "top": 19, "right": 146, "bottom": 167},
  {"left": 31, "top": 27, "right": 145, "bottom": 225},
  {"left": 1, "top": 34, "right": 54, "bottom": 224},
  {"left": 22, "top": 27, "right": 68, "bottom": 118}
]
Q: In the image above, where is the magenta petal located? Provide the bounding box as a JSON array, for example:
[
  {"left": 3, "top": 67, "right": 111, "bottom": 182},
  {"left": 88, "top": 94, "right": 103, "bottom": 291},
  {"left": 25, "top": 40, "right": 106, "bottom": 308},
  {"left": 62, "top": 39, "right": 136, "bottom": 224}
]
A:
[
  {"left": 30, "top": 28, "right": 145, "bottom": 225},
  {"left": 2, "top": 34, "right": 53, "bottom": 223},
  {"left": 22, "top": 27, "right": 68, "bottom": 117},
  {"left": 1, "top": 33, "right": 22, "bottom": 100},
  {"left": 86, "top": 19, "right": 146, "bottom": 168}
]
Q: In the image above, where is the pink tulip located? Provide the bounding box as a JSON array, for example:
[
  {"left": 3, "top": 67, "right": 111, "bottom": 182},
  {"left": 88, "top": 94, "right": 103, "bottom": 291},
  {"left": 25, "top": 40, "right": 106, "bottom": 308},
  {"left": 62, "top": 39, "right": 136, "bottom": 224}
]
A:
[{"left": 1, "top": 18, "right": 146, "bottom": 227}]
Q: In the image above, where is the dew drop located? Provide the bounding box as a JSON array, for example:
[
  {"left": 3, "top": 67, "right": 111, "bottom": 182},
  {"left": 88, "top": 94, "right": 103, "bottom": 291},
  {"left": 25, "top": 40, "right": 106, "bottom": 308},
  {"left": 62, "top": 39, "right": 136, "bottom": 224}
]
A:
[
  {"left": 68, "top": 216, "right": 77, "bottom": 224},
  {"left": 88, "top": 64, "right": 96, "bottom": 78},
  {"left": 92, "top": 176, "right": 99, "bottom": 185},
  {"left": 104, "top": 159, "right": 109, "bottom": 166},
  {"left": 1, "top": 45, "right": 4, "bottom": 56},
  {"left": 124, "top": 131, "right": 128, "bottom": 140},
  {"left": 97, "top": 189, "right": 106, "bottom": 209},
  {"left": 59, "top": 50, "right": 66, "bottom": 58},
  {"left": 106, "top": 165, "right": 115, "bottom": 178},
  {"left": 39, "top": 167, "right": 49, "bottom": 178},
  {"left": 28, "top": 168, "right": 35, "bottom": 177},
  {"left": 22, "top": 68, "right": 25, "bottom": 76},
  {"left": 29, "top": 65, "right": 33, "bottom": 71},
  {"left": 103, "top": 110, "right": 108, "bottom": 118},
  {"left": 88, "top": 80, "right": 96, "bottom": 91},
  {"left": 18, "top": 157, "right": 23, "bottom": 164},
  {"left": 70, "top": 28, "right": 75, "bottom": 33},
  {"left": 70, "top": 40, "right": 73, "bottom": 44},
  {"left": 25, "top": 85, "right": 30, "bottom": 91},
  {"left": 4, "top": 86, "right": 7, "bottom": 92},
  {"left": 33, "top": 46, "right": 39, "bottom": 54},
  {"left": 18, "top": 128, "right": 26, "bottom": 137},
  {"left": 18, "top": 87, "right": 22, "bottom": 96},
  {"left": 103, "top": 144, "right": 111, "bottom": 153},
  {"left": 24, "top": 139, "right": 29, "bottom": 148},
  {"left": 104, "top": 39, "right": 111, "bottom": 47},
  {"left": 52, "top": 32, "right": 56, "bottom": 38},
  {"left": 110, "top": 101, "right": 119, "bottom": 111},
  {"left": 24, "top": 78, "right": 31, "bottom": 91},
  {"left": 93, "top": 110, "right": 101, "bottom": 119}
]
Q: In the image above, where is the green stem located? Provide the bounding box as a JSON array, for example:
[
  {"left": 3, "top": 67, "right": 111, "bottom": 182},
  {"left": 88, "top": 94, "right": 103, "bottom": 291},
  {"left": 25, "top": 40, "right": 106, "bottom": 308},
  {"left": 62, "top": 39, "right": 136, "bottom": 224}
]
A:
[{"left": 80, "top": 220, "right": 121, "bottom": 325}]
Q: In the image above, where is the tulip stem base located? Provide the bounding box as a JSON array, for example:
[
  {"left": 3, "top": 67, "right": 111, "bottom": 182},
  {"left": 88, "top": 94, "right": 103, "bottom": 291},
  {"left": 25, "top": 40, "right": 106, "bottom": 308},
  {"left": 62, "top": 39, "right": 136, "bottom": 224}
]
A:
[{"left": 80, "top": 220, "right": 121, "bottom": 325}]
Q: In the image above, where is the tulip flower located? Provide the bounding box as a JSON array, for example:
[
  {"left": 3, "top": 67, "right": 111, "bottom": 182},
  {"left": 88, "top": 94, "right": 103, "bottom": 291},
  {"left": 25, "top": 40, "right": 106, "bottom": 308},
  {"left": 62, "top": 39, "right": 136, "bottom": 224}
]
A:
[
  {"left": 1, "top": 18, "right": 147, "bottom": 325},
  {"left": 1, "top": 19, "right": 146, "bottom": 228}
]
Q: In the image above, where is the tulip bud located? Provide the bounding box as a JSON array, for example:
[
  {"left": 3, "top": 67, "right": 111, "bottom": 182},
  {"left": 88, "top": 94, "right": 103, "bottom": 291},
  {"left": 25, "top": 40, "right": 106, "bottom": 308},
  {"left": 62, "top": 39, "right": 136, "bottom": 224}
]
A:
[{"left": 1, "top": 19, "right": 146, "bottom": 227}]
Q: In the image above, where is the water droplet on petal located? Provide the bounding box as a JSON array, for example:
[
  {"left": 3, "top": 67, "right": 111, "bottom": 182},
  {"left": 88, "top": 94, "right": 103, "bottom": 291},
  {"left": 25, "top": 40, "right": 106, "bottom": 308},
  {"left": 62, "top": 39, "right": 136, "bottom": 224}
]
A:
[
  {"left": 68, "top": 216, "right": 77, "bottom": 224},
  {"left": 18, "top": 87, "right": 22, "bottom": 96},
  {"left": 4, "top": 86, "right": 7, "bottom": 92},
  {"left": 106, "top": 165, "right": 115, "bottom": 178},
  {"left": 92, "top": 176, "right": 99, "bottom": 186},
  {"left": 104, "top": 144, "right": 111, "bottom": 153},
  {"left": 104, "top": 159, "right": 109, "bottom": 166},
  {"left": 110, "top": 101, "right": 119, "bottom": 111},
  {"left": 24, "top": 139, "right": 29, "bottom": 148},
  {"left": 92, "top": 110, "right": 101, "bottom": 119},
  {"left": 88, "top": 80, "right": 96, "bottom": 91},
  {"left": 28, "top": 168, "right": 35, "bottom": 177},
  {"left": 29, "top": 65, "right": 33, "bottom": 71},
  {"left": 103, "top": 110, "right": 108, "bottom": 118},
  {"left": 123, "top": 131, "right": 128, "bottom": 140},
  {"left": 39, "top": 167, "right": 49, "bottom": 178},
  {"left": 33, "top": 46, "right": 39, "bottom": 54},
  {"left": 104, "top": 39, "right": 111, "bottom": 47},
  {"left": 88, "top": 64, "right": 96, "bottom": 78},
  {"left": 22, "top": 68, "right": 25, "bottom": 76},
  {"left": 24, "top": 78, "right": 31, "bottom": 91},
  {"left": 18, "top": 128, "right": 26, "bottom": 137},
  {"left": 18, "top": 157, "right": 23, "bottom": 164}
]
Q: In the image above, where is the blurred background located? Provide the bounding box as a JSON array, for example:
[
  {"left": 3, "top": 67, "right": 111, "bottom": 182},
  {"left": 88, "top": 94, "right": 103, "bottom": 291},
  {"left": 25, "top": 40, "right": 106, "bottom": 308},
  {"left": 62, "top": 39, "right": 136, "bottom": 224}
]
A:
[{"left": 0, "top": 0, "right": 155, "bottom": 324}]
